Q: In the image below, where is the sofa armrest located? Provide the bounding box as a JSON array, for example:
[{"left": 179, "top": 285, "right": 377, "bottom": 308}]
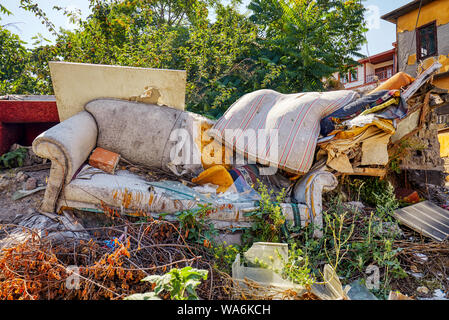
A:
[
  {"left": 293, "top": 168, "right": 338, "bottom": 238},
  {"left": 32, "top": 111, "right": 98, "bottom": 212}
]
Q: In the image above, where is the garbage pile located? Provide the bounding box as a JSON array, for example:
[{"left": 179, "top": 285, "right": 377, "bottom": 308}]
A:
[
  {"left": 2, "top": 61, "right": 449, "bottom": 301},
  {"left": 199, "top": 61, "right": 445, "bottom": 182},
  {"left": 29, "top": 60, "right": 449, "bottom": 244},
  {"left": 195, "top": 62, "right": 447, "bottom": 189},
  {"left": 184, "top": 61, "right": 449, "bottom": 232}
]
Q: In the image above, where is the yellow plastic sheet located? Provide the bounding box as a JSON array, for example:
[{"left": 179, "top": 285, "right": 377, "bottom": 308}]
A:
[
  {"left": 191, "top": 164, "right": 234, "bottom": 193},
  {"left": 332, "top": 118, "right": 395, "bottom": 140}
]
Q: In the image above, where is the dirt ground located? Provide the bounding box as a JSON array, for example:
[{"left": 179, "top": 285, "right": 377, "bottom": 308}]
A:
[{"left": 0, "top": 167, "right": 50, "bottom": 224}]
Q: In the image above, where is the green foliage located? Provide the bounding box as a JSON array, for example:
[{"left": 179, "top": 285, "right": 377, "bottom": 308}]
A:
[
  {"left": 247, "top": 0, "right": 367, "bottom": 93},
  {"left": 298, "top": 194, "right": 406, "bottom": 299},
  {"left": 211, "top": 242, "right": 240, "bottom": 274},
  {"left": 0, "top": 4, "right": 12, "bottom": 16},
  {"left": 349, "top": 177, "right": 399, "bottom": 211},
  {"left": 323, "top": 205, "right": 355, "bottom": 270},
  {"left": 125, "top": 266, "right": 208, "bottom": 300},
  {"left": 279, "top": 243, "right": 315, "bottom": 287},
  {"left": 0, "top": 147, "right": 27, "bottom": 169},
  {"left": 176, "top": 204, "right": 218, "bottom": 244},
  {"left": 18, "top": 0, "right": 58, "bottom": 35},
  {"left": 0, "top": 0, "right": 367, "bottom": 117},
  {"left": 242, "top": 181, "right": 287, "bottom": 244},
  {"left": 0, "top": 27, "right": 29, "bottom": 94}
]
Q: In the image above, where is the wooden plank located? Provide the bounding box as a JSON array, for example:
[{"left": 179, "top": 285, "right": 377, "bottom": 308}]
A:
[
  {"left": 349, "top": 167, "right": 387, "bottom": 177},
  {"left": 402, "top": 62, "right": 442, "bottom": 101}
]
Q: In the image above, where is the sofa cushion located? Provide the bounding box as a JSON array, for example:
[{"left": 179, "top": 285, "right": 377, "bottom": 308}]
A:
[
  {"left": 85, "top": 99, "right": 210, "bottom": 174},
  {"left": 59, "top": 165, "right": 314, "bottom": 229}
]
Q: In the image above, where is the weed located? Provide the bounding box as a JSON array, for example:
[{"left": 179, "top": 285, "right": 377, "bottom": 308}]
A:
[
  {"left": 125, "top": 266, "right": 208, "bottom": 300},
  {"left": 211, "top": 242, "right": 240, "bottom": 274},
  {"left": 349, "top": 177, "right": 399, "bottom": 210},
  {"left": 293, "top": 187, "right": 406, "bottom": 299},
  {"left": 279, "top": 243, "right": 315, "bottom": 287},
  {"left": 323, "top": 208, "right": 355, "bottom": 271},
  {"left": 0, "top": 147, "right": 27, "bottom": 169},
  {"left": 241, "top": 180, "right": 287, "bottom": 244},
  {"left": 176, "top": 204, "right": 218, "bottom": 246}
]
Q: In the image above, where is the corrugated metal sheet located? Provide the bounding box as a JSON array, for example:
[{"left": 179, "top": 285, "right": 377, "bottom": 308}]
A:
[{"left": 393, "top": 201, "right": 449, "bottom": 242}]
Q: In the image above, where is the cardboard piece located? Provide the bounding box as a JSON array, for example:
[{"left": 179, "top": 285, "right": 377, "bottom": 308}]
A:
[
  {"left": 391, "top": 109, "right": 420, "bottom": 143},
  {"left": 361, "top": 133, "right": 391, "bottom": 166},
  {"left": 49, "top": 62, "right": 186, "bottom": 121}
]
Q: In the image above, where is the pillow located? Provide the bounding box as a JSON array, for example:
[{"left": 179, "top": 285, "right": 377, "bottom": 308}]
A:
[{"left": 209, "top": 89, "right": 358, "bottom": 174}]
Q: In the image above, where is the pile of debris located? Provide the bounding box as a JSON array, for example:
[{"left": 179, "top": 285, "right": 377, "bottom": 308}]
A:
[
  {"left": 31, "top": 61, "right": 449, "bottom": 242},
  {"left": 2, "top": 61, "right": 449, "bottom": 300}
]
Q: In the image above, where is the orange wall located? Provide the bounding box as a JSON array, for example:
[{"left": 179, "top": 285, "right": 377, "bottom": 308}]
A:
[{"left": 397, "top": 0, "right": 449, "bottom": 33}]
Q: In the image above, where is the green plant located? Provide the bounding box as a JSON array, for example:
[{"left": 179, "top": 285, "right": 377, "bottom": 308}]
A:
[
  {"left": 294, "top": 189, "right": 406, "bottom": 299},
  {"left": 242, "top": 181, "right": 287, "bottom": 244},
  {"left": 279, "top": 243, "right": 315, "bottom": 287},
  {"left": 0, "top": 147, "right": 27, "bottom": 169},
  {"left": 125, "top": 266, "right": 208, "bottom": 300},
  {"left": 373, "top": 182, "right": 399, "bottom": 215},
  {"left": 211, "top": 242, "right": 240, "bottom": 274},
  {"left": 176, "top": 204, "right": 218, "bottom": 245},
  {"left": 349, "top": 177, "right": 399, "bottom": 210},
  {"left": 323, "top": 208, "right": 355, "bottom": 271}
]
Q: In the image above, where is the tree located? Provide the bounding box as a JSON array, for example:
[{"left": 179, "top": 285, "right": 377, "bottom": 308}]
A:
[
  {"left": 0, "top": 26, "right": 31, "bottom": 94},
  {"left": 0, "top": 0, "right": 368, "bottom": 117},
  {"left": 247, "top": 0, "right": 367, "bottom": 92}
]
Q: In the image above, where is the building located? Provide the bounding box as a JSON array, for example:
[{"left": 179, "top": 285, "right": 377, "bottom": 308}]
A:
[
  {"left": 382, "top": 0, "right": 449, "bottom": 171},
  {"left": 331, "top": 46, "right": 397, "bottom": 92},
  {"left": 381, "top": 0, "right": 449, "bottom": 90}
]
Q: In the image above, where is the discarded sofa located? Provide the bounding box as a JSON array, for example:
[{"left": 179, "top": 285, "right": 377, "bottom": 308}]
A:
[{"left": 32, "top": 99, "right": 338, "bottom": 238}]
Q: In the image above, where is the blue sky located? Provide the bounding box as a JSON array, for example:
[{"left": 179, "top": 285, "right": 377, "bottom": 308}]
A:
[{"left": 1, "top": 0, "right": 412, "bottom": 57}]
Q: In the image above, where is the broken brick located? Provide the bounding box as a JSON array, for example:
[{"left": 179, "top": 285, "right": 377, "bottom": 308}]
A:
[{"left": 89, "top": 147, "right": 120, "bottom": 174}]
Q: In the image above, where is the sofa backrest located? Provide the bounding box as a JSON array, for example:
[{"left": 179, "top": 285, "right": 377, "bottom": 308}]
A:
[{"left": 85, "top": 99, "right": 209, "bottom": 174}]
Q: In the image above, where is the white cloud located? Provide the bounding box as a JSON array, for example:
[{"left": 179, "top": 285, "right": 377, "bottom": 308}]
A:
[{"left": 365, "top": 5, "right": 381, "bottom": 30}]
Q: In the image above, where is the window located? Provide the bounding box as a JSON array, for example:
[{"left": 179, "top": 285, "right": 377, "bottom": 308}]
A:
[
  {"left": 340, "top": 72, "right": 349, "bottom": 84},
  {"left": 416, "top": 21, "right": 437, "bottom": 61},
  {"left": 339, "top": 68, "right": 357, "bottom": 84},
  {"left": 375, "top": 65, "right": 393, "bottom": 80},
  {"left": 349, "top": 68, "right": 358, "bottom": 82}
]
